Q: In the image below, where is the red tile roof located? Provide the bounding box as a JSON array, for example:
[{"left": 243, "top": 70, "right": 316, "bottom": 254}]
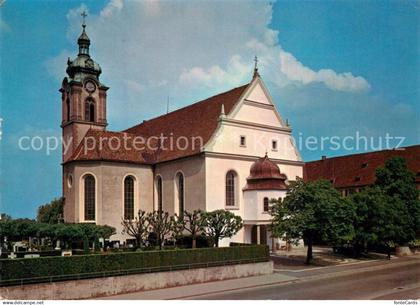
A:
[
  {"left": 68, "top": 129, "right": 154, "bottom": 164},
  {"left": 303, "top": 145, "right": 420, "bottom": 188},
  {"left": 67, "top": 83, "right": 249, "bottom": 164}
]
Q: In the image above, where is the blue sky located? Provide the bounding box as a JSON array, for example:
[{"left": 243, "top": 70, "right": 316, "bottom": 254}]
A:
[{"left": 0, "top": 0, "right": 419, "bottom": 218}]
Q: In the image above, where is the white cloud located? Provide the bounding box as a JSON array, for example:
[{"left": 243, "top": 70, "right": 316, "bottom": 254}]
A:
[
  {"left": 44, "top": 49, "right": 72, "bottom": 82},
  {"left": 180, "top": 36, "right": 370, "bottom": 93},
  {"left": 180, "top": 55, "right": 249, "bottom": 89},
  {"left": 279, "top": 50, "right": 370, "bottom": 92},
  {"left": 0, "top": 16, "right": 10, "bottom": 32},
  {"left": 100, "top": 0, "right": 124, "bottom": 18},
  {"left": 124, "top": 79, "right": 144, "bottom": 93},
  {"left": 46, "top": 0, "right": 371, "bottom": 129}
]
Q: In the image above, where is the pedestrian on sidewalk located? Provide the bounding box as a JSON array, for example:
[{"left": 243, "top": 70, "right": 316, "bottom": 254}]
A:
[{"left": 387, "top": 243, "right": 392, "bottom": 260}]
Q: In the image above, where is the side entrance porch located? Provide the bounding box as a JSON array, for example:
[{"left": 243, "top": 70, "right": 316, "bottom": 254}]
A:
[{"left": 243, "top": 222, "right": 282, "bottom": 251}]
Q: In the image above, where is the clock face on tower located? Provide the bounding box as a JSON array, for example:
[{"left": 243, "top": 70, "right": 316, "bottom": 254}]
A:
[{"left": 85, "top": 81, "right": 96, "bottom": 93}]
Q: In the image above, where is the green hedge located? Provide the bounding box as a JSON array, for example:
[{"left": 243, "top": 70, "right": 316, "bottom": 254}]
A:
[{"left": 0, "top": 245, "right": 269, "bottom": 286}]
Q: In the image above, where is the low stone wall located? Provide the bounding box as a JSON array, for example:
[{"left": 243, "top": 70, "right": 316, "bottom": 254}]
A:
[{"left": 0, "top": 261, "right": 273, "bottom": 300}]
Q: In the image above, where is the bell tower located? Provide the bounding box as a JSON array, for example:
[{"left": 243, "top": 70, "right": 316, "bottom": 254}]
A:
[{"left": 60, "top": 11, "right": 108, "bottom": 162}]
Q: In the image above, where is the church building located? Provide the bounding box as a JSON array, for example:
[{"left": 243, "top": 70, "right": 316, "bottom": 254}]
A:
[{"left": 61, "top": 21, "right": 303, "bottom": 248}]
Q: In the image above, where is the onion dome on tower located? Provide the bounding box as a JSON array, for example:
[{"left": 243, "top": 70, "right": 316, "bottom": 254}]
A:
[
  {"left": 243, "top": 153, "right": 288, "bottom": 191},
  {"left": 66, "top": 11, "right": 102, "bottom": 82}
]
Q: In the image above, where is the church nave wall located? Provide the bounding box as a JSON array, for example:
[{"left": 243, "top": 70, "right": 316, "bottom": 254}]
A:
[
  {"left": 63, "top": 161, "right": 153, "bottom": 241},
  {"left": 154, "top": 155, "right": 206, "bottom": 215}
]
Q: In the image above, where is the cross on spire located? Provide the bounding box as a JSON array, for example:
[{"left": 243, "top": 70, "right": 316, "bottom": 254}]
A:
[
  {"left": 78, "top": 10, "right": 90, "bottom": 55},
  {"left": 81, "top": 10, "right": 88, "bottom": 28},
  {"left": 253, "top": 55, "right": 260, "bottom": 78}
]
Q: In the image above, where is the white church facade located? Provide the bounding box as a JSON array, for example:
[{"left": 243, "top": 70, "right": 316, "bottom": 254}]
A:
[{"left": 61, "top": 22, "right": 303, "bottom": 248}]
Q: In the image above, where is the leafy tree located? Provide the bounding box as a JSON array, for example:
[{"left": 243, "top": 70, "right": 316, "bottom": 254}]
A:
[
  {"left": 375, "top": 157, "right": 420, "bottom": 239},
  {"left": 351, "top": 186, "right": 413, "bottom": 254},
  {"left": 92, "top": 224, "right": 116, "bottom": 250},
  {"left": 183, "top": 210, "right": 205, "bottom": 248},
  {"left": 36, "top": 198, "right": 64, "bottom": 223},
  {"left": 202, "top": 210, "right": 243, "bottom": 247},
  {"left": 38, "top": 222, "right": 57, "bottom": 239},
  {"left": 147, "top": 210, "right": 174, "bottom": 250},
  {"left": 147, "top": 231, "right": 158, "bottom": 247},
  {"left": 96, "top": 225, "right": 116, "bottom": 240},
  {"left": 76, "top": 223, "right": 115, "bottom": 250},
  {"left": 349, "top": 157, "right": 419, "bottom": 253},
  {"left": 0, "top": 220, "right": 13, "bottom": 238},
  {"left": 0, "top": 220, "right": 14, "bottom": 249},
  {"left": 271, "top": 179, "right": 355, "bottom": 264},
  {"left": 53, "top": 223, "right": 83, "bottom": 249},
  {"left": 12, "top": 219, "right": 39, "bottom": 240},
  {"left": 0, "top": 220, "right": 115, "bottom": 251},
  {"left": 170, "top": 214, "right": 185, "bottom": 246},
  {"left": 0, "top": 214, "right": 12, "bottom": 221},
  {"left": 121, "top": 210, "right": 150, "bottom": 247}
]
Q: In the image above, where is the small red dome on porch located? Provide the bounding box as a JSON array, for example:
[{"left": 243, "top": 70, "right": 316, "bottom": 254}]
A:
[
  {"left": 249, "top": 153, "right": 286, "bottom": 180},
  {"left": 244, "top": 154, "right": 287, "bottom": 191}
]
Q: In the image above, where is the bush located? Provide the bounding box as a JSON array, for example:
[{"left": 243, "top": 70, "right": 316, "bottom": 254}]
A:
[
  {"left": 0, "top": 245, "right": 269, "bottom": 285},
  {"left": 229, "top": 242, "right": 253, "bottom": 247},
  {"left": 369, "top": 243, "right": 396, "bottom": 255},
  {"left": 408, "top": 239, "right": 420, "bottom": 248},
  {"left": 147, "top": 232, "right": 158, "bottom": 247},
  {"left": 176, "top": 234, "right": 212, "bottom": 248}
]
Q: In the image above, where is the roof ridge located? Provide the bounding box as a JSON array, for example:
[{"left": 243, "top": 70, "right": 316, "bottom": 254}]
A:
[
  {"left": 67, "top": 82, "right": 252, "bottom": 164},
  {"left": 124, "top": 82, "right": 250, "bottom": 132},
  {"left": 307, "top": 144, "right": 420, "bottom": 163}
]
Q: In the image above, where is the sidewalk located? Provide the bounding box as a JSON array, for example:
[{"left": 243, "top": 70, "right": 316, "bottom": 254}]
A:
[
  {"left": 97, "top": 272, "right": 297, "bottom": 300},
  {"left": 97, "top": 255, "right": 419, "bottom": 300},
  {"left": 270, "top": 246, "right": 382, "bottom": 269}
]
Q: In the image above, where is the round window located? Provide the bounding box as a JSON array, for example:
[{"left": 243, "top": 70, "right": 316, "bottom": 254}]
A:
[{"left": 67, "top": 174, "right": 73, "bottom": 188}]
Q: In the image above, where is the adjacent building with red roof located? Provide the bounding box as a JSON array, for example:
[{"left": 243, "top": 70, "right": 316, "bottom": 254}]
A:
[{"left": 304, "top": 145, "right": 420, "bottom": 196}]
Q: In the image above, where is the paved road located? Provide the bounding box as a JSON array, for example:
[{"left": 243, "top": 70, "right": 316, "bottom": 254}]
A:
[{"left": 190, "top": 256, "right": 420, "bottom": 300}]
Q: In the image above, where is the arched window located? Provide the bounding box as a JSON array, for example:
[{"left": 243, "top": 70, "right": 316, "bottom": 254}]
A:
[
  {"left": 66, "top": 98, "right": 70, "bottom": 121},
  {"left": 263, "top": 197, "right": 269, "bottom": 212},
  {"left": 175, "top": 172, "right": 184, "bottom": 216},
  {"left": 124, "top": 176, "right": 135, "bottom": 220},
  {"left": 84, "top": 174, "right": 95, "bottom": 221},
  {"left": 156, "top": 176, "right": 163, "bottom": 211},
  {"left": 226, "top": 170, "right": 237, "bottom": 206},
  {"left": 85, "top": 99, "right": 95, "bottom": 122}
]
